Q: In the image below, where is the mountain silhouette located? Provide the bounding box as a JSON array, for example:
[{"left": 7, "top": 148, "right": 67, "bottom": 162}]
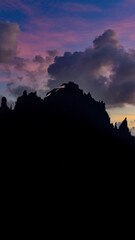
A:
[
  {"left": 0, "top": 81, "right": 134, "bottom": 173},
  {"left": 0, "top": 82, "right": 134, "bottom": 158},
  {"left": 1, "top": 81, "right": 134, "bottom": 230}
]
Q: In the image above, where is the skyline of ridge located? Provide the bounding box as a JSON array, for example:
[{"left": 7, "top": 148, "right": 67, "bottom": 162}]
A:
[{"left": 0, "top": 81, "right": 134, "bottom": 137}]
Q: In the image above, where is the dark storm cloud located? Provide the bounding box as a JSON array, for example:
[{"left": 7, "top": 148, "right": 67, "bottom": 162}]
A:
[
  {"left": 0, "top": 21, "right": 28, "bottom": 78},
  {"left": 47, "top": 50, "right": 59, "bottom": 57},
  {"left": 33, "top": 55, "right": 45, "bottom": 64},
  {"left": 0, "top": 21, "right": 20, "bottom": 63},
  {"left": 46, "top": 50, "right": 59, "bottom": 63},
  {"left": 33, "top": 51, "right": 59, "bottom": 64},
  {"left": 13, "top": 57, "right": 26, "bottom": 70},
  {"left": 93, "top": 29, "right": 119, "bottom": 48},
  {"left": 48, "top": 29, "right": 135, "bottom": 107}
]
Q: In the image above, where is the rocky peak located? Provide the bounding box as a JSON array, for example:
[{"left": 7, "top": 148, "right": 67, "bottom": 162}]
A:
[{"left": 119, "top": 118, "right": 130, "bottom": 137}]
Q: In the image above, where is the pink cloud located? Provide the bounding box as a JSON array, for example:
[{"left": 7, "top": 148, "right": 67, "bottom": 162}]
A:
[
  {"left": 1, "top": 14, "right": 91, "bottom": 95},
  {"left": 17, "top": 14, "right": 98, "bottom": 59},
  {"left": 17, "top": 28, "right": 82, "bottom": 59}
]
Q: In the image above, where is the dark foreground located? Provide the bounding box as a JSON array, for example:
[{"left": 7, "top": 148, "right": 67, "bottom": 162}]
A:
[{"left": 0, "top": 82, "right": 134, "bottom": 236}]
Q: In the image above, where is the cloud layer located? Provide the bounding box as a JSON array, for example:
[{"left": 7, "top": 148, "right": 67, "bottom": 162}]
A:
[
  {"left": 48, "top": 29, "right": 135, "bottom": 107},
  {"left": 0, "top": 20, "right": 135, "bottom": 110},
  {"left": 0, "top": 21, "right": 20, "bottom": 63},
  {"left": 0, "top": 21, "right": 59, "bottom": 99},
  {"left": 130, "top": 127, "right": 135, "bottom": 136}
]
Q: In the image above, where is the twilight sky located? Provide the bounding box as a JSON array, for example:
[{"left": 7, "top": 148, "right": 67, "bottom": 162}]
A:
[{"left": 0, "top": 0, "right": 135, "bottom": 132}]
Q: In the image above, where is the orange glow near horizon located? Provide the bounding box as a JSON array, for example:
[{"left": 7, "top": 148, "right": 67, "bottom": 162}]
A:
[{"left": 110, "top": 115, "right": 135, "bottom": 128}]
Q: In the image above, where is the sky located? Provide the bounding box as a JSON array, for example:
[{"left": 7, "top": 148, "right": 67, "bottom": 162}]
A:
[{"left": 0, "top": 0, "right": 135, "bottom": 134}]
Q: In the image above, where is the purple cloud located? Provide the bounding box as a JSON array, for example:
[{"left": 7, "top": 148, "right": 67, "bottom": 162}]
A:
[
  {"left": 0, "top": 21, "right": 20, "bottom": 63},
  {"left": 48, "top": 29, "right": 135, "bottom": 108}
]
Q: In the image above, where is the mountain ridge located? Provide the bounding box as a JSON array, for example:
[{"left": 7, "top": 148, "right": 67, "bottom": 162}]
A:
[
  {"left": 0, "top": 81, "right": 134, "bottom": 139},
  {"left": 0, "top": 81, "right": 134, "bottom": 168}
]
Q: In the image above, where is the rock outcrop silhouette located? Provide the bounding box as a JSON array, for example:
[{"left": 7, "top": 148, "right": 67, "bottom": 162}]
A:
[
  {"left": 119, "top": 118, "right": 131, "bottom": 137},
  {"left": 0, "top": 96, "right": 10, "bottom": 116}
]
